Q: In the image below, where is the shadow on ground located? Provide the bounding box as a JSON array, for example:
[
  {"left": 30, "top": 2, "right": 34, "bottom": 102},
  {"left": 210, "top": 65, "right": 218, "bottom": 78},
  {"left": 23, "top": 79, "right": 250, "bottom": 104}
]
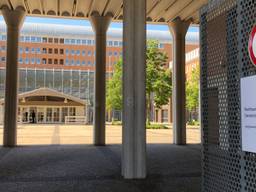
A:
[{"left": 0, "top": 144, "right": 201, "bottom": 192}]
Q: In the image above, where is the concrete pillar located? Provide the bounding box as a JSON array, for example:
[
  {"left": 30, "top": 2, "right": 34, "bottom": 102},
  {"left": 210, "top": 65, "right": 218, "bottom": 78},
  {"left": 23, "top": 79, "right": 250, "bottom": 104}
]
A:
[
  {"left": 1, "top": 6, "right": 25, "bottom": 147},
  {"left": 122, "top": 0, "right": 146, "bottom": 179},
  {"left": 168, "top": 17, "right": 190, "bottom": 145},
  {"left": 89, "top": 12, "right": 112, "bottom": 146}
]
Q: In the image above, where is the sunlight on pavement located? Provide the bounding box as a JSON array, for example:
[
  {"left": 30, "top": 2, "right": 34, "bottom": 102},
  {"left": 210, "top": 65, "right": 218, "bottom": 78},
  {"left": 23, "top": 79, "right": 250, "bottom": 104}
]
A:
[{"left": 0, "top": 125, "right": 200, "bottom": 145}]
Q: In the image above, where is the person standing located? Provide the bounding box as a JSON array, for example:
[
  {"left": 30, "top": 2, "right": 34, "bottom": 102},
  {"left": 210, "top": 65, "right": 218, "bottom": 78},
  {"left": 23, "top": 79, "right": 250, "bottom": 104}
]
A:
[{"left": 31, "top": 110, "right": 36, "bottom": 123}]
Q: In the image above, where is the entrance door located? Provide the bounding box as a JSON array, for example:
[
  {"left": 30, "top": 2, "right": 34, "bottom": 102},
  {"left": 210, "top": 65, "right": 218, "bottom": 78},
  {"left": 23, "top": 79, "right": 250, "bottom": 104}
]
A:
[
  {"left": 62, "top": 107, "right": 68, "bottom": 122},
  {"left": 29, "top": 107, "right": 37, "bottom": 123},
  {"left": 21, "top": 107, "right": 29, "bottom": 123},
  {"left": 37, "top": 107, "right": 45, "bottom": 123},
  {"left": 53, "top": 108, "right": 60, "bottom": 123},
  {"left": 46, "top": 108, "right": 52, "bottom": 123}
]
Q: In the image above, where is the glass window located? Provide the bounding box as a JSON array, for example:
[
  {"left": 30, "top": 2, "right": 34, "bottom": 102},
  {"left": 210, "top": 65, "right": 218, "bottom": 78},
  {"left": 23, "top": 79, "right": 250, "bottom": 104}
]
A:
[
  {"left": 31, "top": 58, "right": 35, "bottom": 64},
  {"left": 60, "top": 38, "right": 64, "bottom": 44},
  {"left": 36, "top": 48, "right": 41, "bottom": 54},
  {"left": 119, "top": 41, "right": 123, "bottom": 47},
  {"left": 71, "top": 39, "right": 75, "bottom": 44},
  {"left": 87, "top": 40, "right": 92, "bottom": 45},
  {"left": 42, "top": 58, "right": 47, "bottom": 64},
  {"left": 27, "top": 70, "right": 36, "bottom": 91},
  {"left": 82, "top": 61, "right": 86, "bottom": 66},
  {"left": 65, "top": 49, "right": 69, "bottom": 55},
  {"left": 42, "top": 37, "right": 47, "bottom": 43},
  {"left": 80, "top": 71, "right": 88, "bottom": 99},
  {"left": 161, "top": 109, "right": 168, "bottom": 123},
  {"left": 108, "top": 41, "right": 113, "bottom": 47},
  {"left": 82, "top": 40, "right": 87, "bottom": 45},
  {"left": 35, "top": 70, "right": 44, "bottom": 89},
  {"left": 20, "top": 36, "right": 24, "bottom": 42},
  {"left": 54, "top": 48, "right": 58, "bottom": 54},
  {"left": 25, "top": 47, "right": 29, "bottom": 53},
  {"left": 45, "top": 70, "right": 53, "bottom": 88},
  {"left": 64, "top": 39, "right": 70, "bottom": 44},
  {"left": 76, "top": 60, "right": 80, "bottom": 66},
  {"left": 42, "top": 48, "right": 46, "bottom": 54},
  {"left": 114, "top": 41, "right": 118, "bottom": 46},
  {"left": 114, "top": 51, "right": 118, "bottom": 56},
  {"left": 54, "top": 59, "right": 58, "bottom": 64},
  {"left": 88, "top": 50, "right": 91, "bottom": 56},
  {"left": 60, "top": 59, "right": 64, "bottom": 65},
  {"left": 2, "top": 35, "right": 6, "bottom": 41},
  {"left": 18, "top": 58, "right": 23, "bottom": 63},
  {"left": 25, "top": 36, "right": 30, "bottom": 42},
  {"left": 54, "top": 38, "right": 58, "bottom": 43},
  {"left": 65, "top": 59, "right": 69, "bottom": 66},
  {"left": 25, "top": 58, "right": 29, "bottom": 64},
  {"left": 1, "top": 57, "right": 5, "bottom": 62},
  {"left": 63, "top": 71, "right": 71, "bottom": 94},
  {"left": 1, "top": 46, "right": 6, "bottom": 51},
  {"left": 48, "top": 48, "right": 52, "bottom": 54},
  {"left": 36, "top": 37, "right": 41, "bottom": 42},
  {"left": 54, "top": 70, "right": 62, "bottom": 92},
  {"left": 31, "top": 36, "right": 36, "bottom": 42},
  {"left": 31, "top": 48, "right": 35, "bottom": 53},
  {"left": 60, "top": 49, "right": 64, "bottom": 54},
  {"left": 76, "top": 50, "right": 80, "bottom": 55},
  {"left": 19, "top": 47, "right": 23, "bottom": 53},
  {"left": 159, "top": 43, "right": 164, "bottom": 48},
  {"left": 48, "top": 58, "right": 52, "bottom": 64},
  {"left": 76, "top": 39, "right": 81, "bottom": 44},
  {"left": 71, "top": 71, "right": 80, "bottom": 97},
  {"left": 36, "top": 58, "right": 40, "bottom": 64},
  {"left": 82, "top": 50, "right": 86, "bottom": 56},
  {"left": 19, "top": 69, "right": 26, "bottom": 93},
  {"left": 88, "top": 61, "right": 91, "bottom": 66},
  {"left": 71, "top": 60, "right": 74, "bottom": 65},
  {"left": 71, "top": 50, "right": 75, "bottom": 55},
  {"left": 48, "top": 38, "right": 53, "bottom": 43}
]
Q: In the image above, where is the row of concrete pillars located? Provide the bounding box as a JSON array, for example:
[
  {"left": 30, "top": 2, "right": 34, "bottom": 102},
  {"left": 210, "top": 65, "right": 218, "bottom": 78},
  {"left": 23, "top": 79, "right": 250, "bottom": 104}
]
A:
[{"left": 0, "top": 0, "right": 190, "bottom": 179}]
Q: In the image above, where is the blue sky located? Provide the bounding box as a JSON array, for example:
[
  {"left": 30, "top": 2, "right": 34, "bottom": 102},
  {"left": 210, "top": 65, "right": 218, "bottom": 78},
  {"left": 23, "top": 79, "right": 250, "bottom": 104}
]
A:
[{"left": 0, "top": 16, "right": 199, "bottom": 32}]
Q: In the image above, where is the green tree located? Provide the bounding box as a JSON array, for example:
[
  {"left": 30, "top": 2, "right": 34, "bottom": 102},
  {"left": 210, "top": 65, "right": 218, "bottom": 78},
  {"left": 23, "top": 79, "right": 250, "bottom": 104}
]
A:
[
  {"left": 106, "top": 40, "right": 172, "bottom": 124},
  {"left": 106, "top": 60, "right": 122, "bottom": 111},
  {"left": 186, "top": 64, "right": 200, "bottom": 116},
  {"left": 146, "top": 40, "right": 172, "bottom": 124}
]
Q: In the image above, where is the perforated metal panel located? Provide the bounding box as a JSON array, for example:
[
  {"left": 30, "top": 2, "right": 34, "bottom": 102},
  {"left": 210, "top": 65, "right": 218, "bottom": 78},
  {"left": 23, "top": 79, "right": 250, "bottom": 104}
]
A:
[{"left": 201, "top": 0, "right": 256, "bottom": 191}]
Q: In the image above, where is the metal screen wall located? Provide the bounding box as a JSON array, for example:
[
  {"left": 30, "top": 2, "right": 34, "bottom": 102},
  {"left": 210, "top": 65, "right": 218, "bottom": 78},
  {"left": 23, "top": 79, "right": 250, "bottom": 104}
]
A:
[{"left": 201, "top": 0, "right": 256, "bottom": 191}]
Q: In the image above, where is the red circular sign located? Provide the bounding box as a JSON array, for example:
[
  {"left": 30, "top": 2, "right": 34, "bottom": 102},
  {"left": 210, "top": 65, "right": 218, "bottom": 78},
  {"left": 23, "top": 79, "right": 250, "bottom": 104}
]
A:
[{"left": 249, "top": 26, "right": 256, "bottom": 65}]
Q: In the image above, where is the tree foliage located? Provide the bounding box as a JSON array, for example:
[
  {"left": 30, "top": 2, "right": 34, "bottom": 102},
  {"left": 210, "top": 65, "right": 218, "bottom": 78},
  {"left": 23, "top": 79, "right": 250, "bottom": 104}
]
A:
[
  {"left": 106, "top": 60, "right": 122, "bottom": 111},
  {"left": 106, "top": 40, "right": 172, "bottom": 124},
  {"left": 186, "top": 64, "right": 200, "bottom": 111},
  {"left": 146, "top": 40, "right": 172, "bottom": 108}
]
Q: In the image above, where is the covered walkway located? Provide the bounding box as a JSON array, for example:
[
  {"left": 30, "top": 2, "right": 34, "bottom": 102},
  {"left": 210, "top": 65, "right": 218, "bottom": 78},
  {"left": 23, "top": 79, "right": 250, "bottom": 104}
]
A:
[{"left": 0, "top": 144, "right": 201, "bottom": 192}]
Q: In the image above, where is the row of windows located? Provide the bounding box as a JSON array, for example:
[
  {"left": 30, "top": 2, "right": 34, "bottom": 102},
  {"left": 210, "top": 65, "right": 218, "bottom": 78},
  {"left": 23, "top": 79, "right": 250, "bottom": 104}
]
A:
[
  {"left": 0, "top": 46, "right": 123, "bottom": 57},
  {"left": 0, "top": 34, "right": 165, "bottom": 48},
  {"left": 0, "top": 57, "right": 117, "bottom": 66},
  {"left": 0, "top": 69, "right": 95, "bottom": 100},
  {"left": 0, "top": 35, "right": 122, "bottom": 47}
]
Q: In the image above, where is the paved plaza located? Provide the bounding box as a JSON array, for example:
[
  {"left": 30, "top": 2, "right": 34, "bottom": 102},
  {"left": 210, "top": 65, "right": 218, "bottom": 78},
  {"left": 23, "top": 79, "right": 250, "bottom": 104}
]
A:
[
  {"left": 0, "top": 124, "right": 200, "bottom": 145},
  {"left": 0, "top": 144, "right": 201, "bottom": 192},
  {"left": 0, "top": 124, "right": 201, "bottom": 192}
]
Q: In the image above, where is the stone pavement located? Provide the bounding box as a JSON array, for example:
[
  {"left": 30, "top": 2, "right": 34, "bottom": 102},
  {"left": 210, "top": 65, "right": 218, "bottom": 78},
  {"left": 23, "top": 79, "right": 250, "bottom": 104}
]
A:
[
  {"left": 0, "top": 144, "right": 201, "bottom": 192},
  {"left": 0, "top": 124, "right": 200, "bottom": 145}
]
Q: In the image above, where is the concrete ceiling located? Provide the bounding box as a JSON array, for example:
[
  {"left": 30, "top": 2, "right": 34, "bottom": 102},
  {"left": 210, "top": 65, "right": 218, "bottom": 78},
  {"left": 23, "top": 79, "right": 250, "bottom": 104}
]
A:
[{"left": 0, "top": 0, "right": 208, "bottom": 24}]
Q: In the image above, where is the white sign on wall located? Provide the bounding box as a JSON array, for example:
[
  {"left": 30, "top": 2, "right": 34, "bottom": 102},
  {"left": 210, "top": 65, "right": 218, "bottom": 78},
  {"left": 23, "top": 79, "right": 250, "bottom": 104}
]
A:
[{"left": 241, "top": 75, "right": 256, "bottom": 153}]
